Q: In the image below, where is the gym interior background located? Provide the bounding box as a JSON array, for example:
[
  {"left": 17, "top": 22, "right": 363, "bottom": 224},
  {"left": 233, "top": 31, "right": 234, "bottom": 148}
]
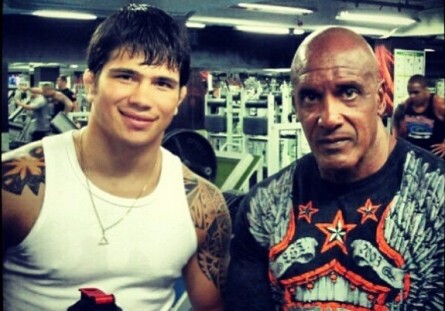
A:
[
  {"left": 3, "top": 0, "right": 444, "bottom": 185},
  {"left": 2, "top": 1, "right": 444, "bottom": 309}
]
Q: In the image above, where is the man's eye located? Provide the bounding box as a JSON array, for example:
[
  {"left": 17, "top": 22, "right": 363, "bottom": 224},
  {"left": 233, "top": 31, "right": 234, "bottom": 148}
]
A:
[
  {"left": 341, "top": 87, "right": 359, "bottom": 100},
  {"left": 155, "top": 79, "right": 176, "bottom": 89},
  {"left": 299, "top": 91, "right": 320, "bottom": 106},
  {"left": 117, "top": 74, "right": 133, "bottom": 81},
  {"left": 156, "top": 81, "right": 172, "bottom": 88}
]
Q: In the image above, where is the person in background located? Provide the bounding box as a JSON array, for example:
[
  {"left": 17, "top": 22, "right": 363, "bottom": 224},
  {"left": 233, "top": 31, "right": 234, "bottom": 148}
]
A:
[
  {"left": 55, "top": 75, "right": 78, "bottom": 115},
  {"left": 29, "top": 81, "right": 75, "bottom": 116},
  {"left": 2, "top": 4, "right": 230, "bottom": 311},
  {"left": 225, "top": 27, "right": 444, "bottom": 310},
  {"left": 12, "top": 81, "right": 32, "bottom": 115},
  {"left": 392, "top": 74, "right": 445, "bottom": 159},
  {"left": 14, "top": 84, "right": 52, "bottom": 142}
]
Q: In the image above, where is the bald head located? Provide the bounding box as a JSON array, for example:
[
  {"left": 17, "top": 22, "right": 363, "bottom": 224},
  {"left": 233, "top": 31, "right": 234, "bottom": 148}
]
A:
[
  {"left": 291, "top": 27, "right": 380, "bottom": 85},
  {"left": 289, "top": 27, "right": 390, "bottom": 182}
]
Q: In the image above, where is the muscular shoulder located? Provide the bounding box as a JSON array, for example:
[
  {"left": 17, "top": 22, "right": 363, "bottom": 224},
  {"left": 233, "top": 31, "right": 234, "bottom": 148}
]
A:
[
  {"left": 182, "top": 165, "right": 230, "bottom": 237},
  {"left": 2, "top": 141, "right": 46, "bottom": 248},
  {"left": 2, "top": 141, "right": 46, "bottom": 194},
  {"left": 181, "top": 165, "right": 232, "bottom": 293}
]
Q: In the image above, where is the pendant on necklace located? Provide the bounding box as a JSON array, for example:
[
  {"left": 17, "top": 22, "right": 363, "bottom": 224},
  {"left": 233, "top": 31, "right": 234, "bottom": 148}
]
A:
[{"left": 99, "top": 236, "right": 109, "bottom": 246}]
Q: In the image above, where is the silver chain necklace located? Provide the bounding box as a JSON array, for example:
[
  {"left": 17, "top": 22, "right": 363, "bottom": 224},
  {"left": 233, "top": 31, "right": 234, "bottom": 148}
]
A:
[{"left": 79, "top": 130, "right": 149, "bottom": 245}]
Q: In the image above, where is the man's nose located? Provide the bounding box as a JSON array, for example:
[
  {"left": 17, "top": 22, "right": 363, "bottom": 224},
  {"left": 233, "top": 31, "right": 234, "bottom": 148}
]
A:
[
  {"left": 318, "top": 94, "right": 343, "bottom": 128},
  {"left": 130, "top": 83, "right": 153, "bottom": 107}
]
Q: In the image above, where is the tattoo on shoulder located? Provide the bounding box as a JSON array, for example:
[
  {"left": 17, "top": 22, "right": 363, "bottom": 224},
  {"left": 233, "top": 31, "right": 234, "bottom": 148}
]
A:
[
  {"left": 183, "top": 173, "right": 231, "bottom": 290},
  {"left": 2, "top": 146, "right": 45, "bottom": 195}
]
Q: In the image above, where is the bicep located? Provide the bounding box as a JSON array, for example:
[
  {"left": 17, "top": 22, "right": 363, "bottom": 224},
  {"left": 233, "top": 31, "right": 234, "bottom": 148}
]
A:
[
  {"left": 182, "top": 168, "right": 232, "bottom": 310},
  {"left": 183, "top": 254, "right": 224, "bottom": 311},
  {"left": 183, "top": 209, "right": 230, "bottom": 311},
  {"left": 182, "top": 200, "right": 230, "bottom": 311}
]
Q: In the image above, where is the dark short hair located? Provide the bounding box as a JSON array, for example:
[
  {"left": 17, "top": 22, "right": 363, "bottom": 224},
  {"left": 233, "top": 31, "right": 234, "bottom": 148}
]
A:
[
  {"left": 86, "top": 4, "right": 191, "bottom": 87},
  {"left": 408, "top": 74, "right": 428, "bottom": 88},
  {"left": 57, "top": 75, "right": 68, "bottom": 83}
]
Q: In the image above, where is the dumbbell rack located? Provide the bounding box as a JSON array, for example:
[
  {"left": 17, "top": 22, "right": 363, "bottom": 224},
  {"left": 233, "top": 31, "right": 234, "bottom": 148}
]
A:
[
  {"left": 205, "top": 79, "right": 310, "bottom": 178},
  {"left": 241, "top": 83, "right": 310, "bottom": 177},
  {"left": 241, "top": 92, "right": 274, "bottom": 170},
  {"left": 267, "top": 82, "right": 310, "bottom": 175},
  {"left": 204, "top": 91, "right": 243, "bottom": 153}
]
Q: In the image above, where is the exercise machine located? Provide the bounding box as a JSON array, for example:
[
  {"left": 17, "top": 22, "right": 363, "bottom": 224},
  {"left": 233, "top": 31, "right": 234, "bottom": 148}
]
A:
[
  {"left": 163, "top": 129, "right": 218, "bottom": 182},
  {"left": 204, "top": 90, "right": 243, "bottom": 153}
]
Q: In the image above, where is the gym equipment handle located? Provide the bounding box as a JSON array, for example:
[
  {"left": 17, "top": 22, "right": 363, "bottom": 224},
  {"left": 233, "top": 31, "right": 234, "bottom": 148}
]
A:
[{"left": 183, "top": 160, "right": 213, "bottom": 179}]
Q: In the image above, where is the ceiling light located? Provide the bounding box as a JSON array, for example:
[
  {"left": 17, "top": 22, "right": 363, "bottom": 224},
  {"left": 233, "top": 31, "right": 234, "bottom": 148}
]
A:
[
  {"left": 336, "top": 10, "right": 416, "bottom": 26},
  {"left": 189, "top": 16, "right": 295, "bottom": 29},
  {"left": 32, "top": 10, "right": 97, "bottom": 20},
  {"left": 236, "top": 26, "right": 290, "bottom": 35},
  {"left": 238, "top": 3, "right": 313, "bottom": 15},
  {"left": 312, "top": 25, "right": 388, "bottom": 37},
  {"left": 189, "top": 16, "right": 262, "bottom": 26},
  {"left": 345, "top": 26, "right": 388, "bottom": 36},
  {"left": 424, "top": 48, "right": 435, "bottom": 52},
  {"left": 293, "top": 29, "right": 305, "bottom": 35},
  {"left": 264, "top": 68, "right": 291, "bottom": 73},
  {"left": 186, "top": 22, "right": 206, "bottom": 29}
]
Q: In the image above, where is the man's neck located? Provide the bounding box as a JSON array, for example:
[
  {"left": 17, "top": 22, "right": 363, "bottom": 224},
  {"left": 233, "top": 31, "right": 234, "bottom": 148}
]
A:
[{"left": 76, "top": 128, "right": 162, "bottom": 197}]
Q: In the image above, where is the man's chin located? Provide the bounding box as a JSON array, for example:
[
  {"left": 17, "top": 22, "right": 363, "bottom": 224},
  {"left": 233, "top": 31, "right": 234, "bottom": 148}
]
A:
[{"left": 316, "top": 154, "right": 355, "bottom": 175}]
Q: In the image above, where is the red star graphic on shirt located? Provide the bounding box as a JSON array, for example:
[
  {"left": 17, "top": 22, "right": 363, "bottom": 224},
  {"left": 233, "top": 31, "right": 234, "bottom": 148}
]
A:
[
  {"left": 298, "top": 201, "right": 319, "bottom": 223},
  {"left": 315, "top": 210, "right": 356, "bottom": 254},
  {"left": 357, "top": 198, "right": 381, "bottom": 224}
]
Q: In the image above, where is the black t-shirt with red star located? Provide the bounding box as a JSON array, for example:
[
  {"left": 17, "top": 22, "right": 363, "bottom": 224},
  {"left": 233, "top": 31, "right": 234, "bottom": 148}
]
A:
[{"left": 226, "top": 139, "right": 444, "bottom": 311}]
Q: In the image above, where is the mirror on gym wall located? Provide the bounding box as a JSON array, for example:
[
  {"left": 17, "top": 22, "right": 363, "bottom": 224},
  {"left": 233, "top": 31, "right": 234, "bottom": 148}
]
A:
[{"left": 7, "top": 62, "right": 89, "bottom": 148}]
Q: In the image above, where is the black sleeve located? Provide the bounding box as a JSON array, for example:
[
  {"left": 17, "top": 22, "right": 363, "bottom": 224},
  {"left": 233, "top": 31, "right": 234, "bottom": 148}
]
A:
[
  {"left": 67, "top": 90, "right": 77, "bottom": 102},
  {"left": 224, "top": 196, "right": 276, "bottom": 311}
]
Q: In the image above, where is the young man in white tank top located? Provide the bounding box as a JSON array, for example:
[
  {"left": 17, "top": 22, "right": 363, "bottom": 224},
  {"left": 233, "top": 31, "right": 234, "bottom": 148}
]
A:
[{"left": 2, "top": 4, "right": 231, "bottom": 311}]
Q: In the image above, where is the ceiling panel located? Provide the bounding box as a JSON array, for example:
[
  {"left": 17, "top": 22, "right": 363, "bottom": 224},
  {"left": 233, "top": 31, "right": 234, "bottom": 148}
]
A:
[{"left": 3, "top": 0, "right": 444, "bottom": 37}]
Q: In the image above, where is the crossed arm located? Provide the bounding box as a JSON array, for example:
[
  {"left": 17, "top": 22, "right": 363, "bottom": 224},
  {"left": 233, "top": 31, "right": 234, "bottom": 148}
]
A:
[
  {"left": 29, "top": 87, "right": 75, "bottom": 112},
  {"left": 182, "top": 166, "right": 232, "bottom": 310},
  {"left": 14, "top": 90, "right": 31, "bottom": 107}
]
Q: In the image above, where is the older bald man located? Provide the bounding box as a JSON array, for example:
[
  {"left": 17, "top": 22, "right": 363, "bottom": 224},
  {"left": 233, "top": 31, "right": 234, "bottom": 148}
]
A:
[{"left": 225, "top": 27, "right": 444, "bottom": 310}]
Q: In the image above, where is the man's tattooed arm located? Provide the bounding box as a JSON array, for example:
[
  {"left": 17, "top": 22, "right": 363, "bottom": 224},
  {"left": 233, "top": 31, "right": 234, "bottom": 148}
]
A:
[
  {"left": 2, "top": 144, "right": 46, "bottom": 196},
  {"left": 183, "top": 166, "right": 232, "bottom": 291},
  {"left": 2, "top": 143, "right": 46, "bottom": 253}
]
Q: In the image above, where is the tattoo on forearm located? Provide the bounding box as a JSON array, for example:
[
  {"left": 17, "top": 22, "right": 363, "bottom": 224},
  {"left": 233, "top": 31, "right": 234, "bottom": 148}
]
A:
[
  {"left": 184, "top": 173, "right": 231, "bottom": 290},
  {"left": 2, "top": 147, "right": 45, "bottom": 195}
]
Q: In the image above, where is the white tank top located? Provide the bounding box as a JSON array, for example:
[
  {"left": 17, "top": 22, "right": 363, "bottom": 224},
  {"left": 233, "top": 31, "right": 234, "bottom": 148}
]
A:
[{"left": 3, "top": 130, "right": 197, "bottom": 311}]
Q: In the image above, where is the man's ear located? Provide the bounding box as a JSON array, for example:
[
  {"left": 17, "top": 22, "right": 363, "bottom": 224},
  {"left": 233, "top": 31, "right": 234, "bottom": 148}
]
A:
[
  {"left": 175, "top": 86, "right": 188, "bottom": 115},
  {"left": 377, "top": 79, "right": 387, "bottom": 116},
  {"left": 83, "top": 69, "right": 96, "bottom": 103}
]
